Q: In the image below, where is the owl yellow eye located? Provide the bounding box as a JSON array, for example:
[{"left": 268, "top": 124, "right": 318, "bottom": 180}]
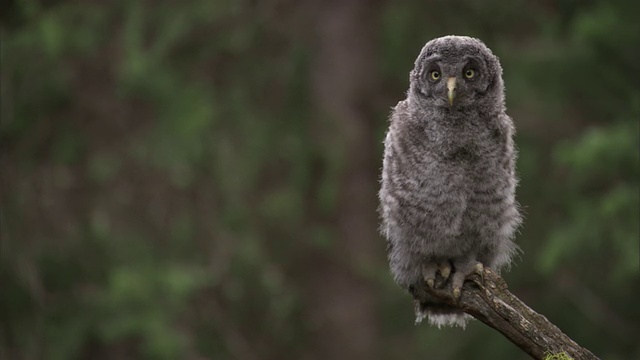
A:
[
  {"left": 465, "top": 69, "right": 476, "bottom": 79},
  {"left": 430, "top": 70, "right": 440, "bottom": 81}
]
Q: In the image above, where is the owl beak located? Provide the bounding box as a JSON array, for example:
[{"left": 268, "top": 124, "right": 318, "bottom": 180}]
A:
[{"left": 447, "top": 77, "right": 456, "bottom": 106}]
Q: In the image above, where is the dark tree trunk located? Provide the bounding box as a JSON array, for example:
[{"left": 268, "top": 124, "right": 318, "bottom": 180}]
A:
[{"left": 305, "top": 1, "right": 382, "bottom": 359}]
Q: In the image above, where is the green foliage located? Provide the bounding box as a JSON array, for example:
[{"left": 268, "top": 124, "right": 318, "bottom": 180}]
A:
[
  {"left": 525, "top": 0, "right": 640, "bottom": 286},
  {"left": 541, "top": 121, "right": 639, "bottom": 279},
  {"left": 95, "top": 265, "right": 209, "bottom": 359},
  {"left": 544, "top": 351, "right": 574, "bottom": 360}
]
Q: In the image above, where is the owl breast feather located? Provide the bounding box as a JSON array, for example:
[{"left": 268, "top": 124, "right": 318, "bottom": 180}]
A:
[{"left": 382, "top": 121, "right": 517, "bottom": 260}]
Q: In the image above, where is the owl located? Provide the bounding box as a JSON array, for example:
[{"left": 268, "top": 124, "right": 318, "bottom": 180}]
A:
[{"left": 379, "top": 36, "right": 522, "bottom": 327}]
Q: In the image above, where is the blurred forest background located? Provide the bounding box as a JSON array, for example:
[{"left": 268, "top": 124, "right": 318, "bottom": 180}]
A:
[{"left": 1, "top": 0, "right": 638, "bottom": 359}]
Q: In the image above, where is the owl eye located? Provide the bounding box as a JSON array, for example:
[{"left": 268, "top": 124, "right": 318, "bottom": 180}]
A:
[
  {"left": 430, "top": 70, "right": 440, "bottom": 81},
  {"left": 464, "top": 69, "right": 476, "bottom": 79}
]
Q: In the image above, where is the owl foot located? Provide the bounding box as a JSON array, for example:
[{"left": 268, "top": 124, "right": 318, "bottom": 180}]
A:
[
  {"left": 422, "top": 261, "right": 452, "bottom": 288},
  {"left": 451, "top": 260, "right": 485, "bottom": 299}
]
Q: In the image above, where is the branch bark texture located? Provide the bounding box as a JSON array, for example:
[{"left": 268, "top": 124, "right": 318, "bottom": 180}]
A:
[{"left": 420, "top": 268, "right": 600, "bottom": 360}]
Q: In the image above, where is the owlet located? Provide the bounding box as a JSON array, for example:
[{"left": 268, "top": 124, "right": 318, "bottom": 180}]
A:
[{"left": 379, "top": 36, "right": 522, "bottom": 327}]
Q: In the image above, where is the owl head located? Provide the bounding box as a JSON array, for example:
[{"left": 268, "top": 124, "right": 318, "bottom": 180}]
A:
[{"left": 409, "top": 36, "right": 505, "bottom": 111}]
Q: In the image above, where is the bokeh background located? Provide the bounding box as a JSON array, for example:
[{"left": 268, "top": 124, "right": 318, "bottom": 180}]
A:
[{"left": 1, "top": 0, "right": 638, "bottom": 359}]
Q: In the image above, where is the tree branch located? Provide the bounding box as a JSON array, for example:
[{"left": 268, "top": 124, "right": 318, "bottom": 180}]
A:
[{"left": 419, "top": 268, "right": 600, "bottom": 360}]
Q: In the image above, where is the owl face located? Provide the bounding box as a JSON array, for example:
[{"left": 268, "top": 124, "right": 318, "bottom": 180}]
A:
[{"left": 410, "top": 36, "right": 503, "bottom": 110}]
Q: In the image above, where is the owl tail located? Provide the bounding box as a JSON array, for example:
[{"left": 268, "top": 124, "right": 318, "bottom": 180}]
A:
[{"left": 414, "top": 297, "right": 473, "bottom": 328}]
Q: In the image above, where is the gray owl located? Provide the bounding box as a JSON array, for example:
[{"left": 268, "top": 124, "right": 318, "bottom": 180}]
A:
[{"left": 379, "top": 36, "right": 522, "bottom": 327}]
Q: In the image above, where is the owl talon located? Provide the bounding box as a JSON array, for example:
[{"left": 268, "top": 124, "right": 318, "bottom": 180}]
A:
[
  {"left": 438, "top": 262, "right": 451, "bottom": 281},
  {"left": 422, "top": 263, "right": 438, "bottom": 288},
  {"left": 453, "top": 287, "right": 461, "bottom": 299},
  {"left": 474, "top": 262, "right": 485, "bottom": 281},
  {"left": 475, "top": 262, "right": 484, "bottom": 274}
]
